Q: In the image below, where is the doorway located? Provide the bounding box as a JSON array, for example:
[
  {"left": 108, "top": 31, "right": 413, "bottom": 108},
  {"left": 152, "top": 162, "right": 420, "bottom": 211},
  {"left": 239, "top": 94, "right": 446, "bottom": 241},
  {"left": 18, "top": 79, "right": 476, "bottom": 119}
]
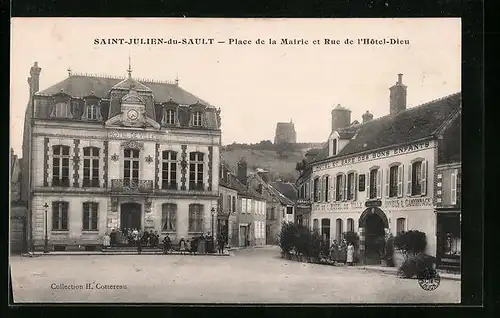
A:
[
  {"left": 217, "top": 219, "right": 229, "bottom": 244},
  {"left": 239, "top": 225, "right": 248, "bottom": 247},
  {"left": 120, "top": 203, "right": 142, "bottom": 230},
  {"left": 364, "top": 213, "right": 386, "bottom": 265}
]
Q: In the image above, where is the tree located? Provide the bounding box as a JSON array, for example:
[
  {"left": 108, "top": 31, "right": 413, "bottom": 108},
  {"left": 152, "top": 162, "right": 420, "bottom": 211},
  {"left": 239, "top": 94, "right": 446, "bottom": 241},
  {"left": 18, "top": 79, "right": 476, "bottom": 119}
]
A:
[{"left": 295, "top": 159, "right": 307, "bottom": 173}]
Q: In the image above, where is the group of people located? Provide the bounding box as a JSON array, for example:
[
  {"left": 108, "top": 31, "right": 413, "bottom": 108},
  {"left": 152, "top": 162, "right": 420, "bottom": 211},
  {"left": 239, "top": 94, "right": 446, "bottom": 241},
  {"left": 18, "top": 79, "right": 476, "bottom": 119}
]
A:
[
  {"left": 103, "top": 228, "right": 160, "bottom": 249},
  {"left": 175, "top": 232, "right": 227, "bottom": 255},
  {"left": 320, "top": 236, "right": 355, "bottom": 266}
]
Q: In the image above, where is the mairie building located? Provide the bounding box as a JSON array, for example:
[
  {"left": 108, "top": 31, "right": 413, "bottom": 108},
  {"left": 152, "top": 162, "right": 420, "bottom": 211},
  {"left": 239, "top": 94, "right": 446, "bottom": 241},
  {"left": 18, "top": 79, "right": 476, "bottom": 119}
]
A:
[
  {"left": 21, "top": 62, "right": 222, "bottom": 250},
  {"left": 296, "top": 74, "right": 461, "bottom": 265}
]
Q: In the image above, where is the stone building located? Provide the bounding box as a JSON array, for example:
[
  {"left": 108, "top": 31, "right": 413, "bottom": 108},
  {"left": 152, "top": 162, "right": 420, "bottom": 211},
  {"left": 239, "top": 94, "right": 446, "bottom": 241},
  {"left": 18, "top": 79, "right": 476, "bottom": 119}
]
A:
[
  {"left": 10, "top": 149, "right": 28, "bottom": 253},
  {"left": 274, "top": 120, "right": 297, "bottom": 144},
  {"left": 296, "top": 74, "right": 461, "bottom": 264},
  {"left": 218, "top": 161, "right": 238, "bottom": 246},
  {"left": 21, "top": 62, "right": 222, "bottom": 250}
]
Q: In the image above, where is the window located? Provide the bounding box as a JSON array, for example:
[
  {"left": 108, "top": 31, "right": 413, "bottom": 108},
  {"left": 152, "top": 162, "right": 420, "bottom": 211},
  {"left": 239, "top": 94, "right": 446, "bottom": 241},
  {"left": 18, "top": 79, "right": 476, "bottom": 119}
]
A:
[
  {"left": 270, "top": 207, "right": 275, "bottom": 220},
  {"left": 396, "top": 218, "right": 406, "bottom": 234},
  {"left": 369, "top": 169, "right": 381, "bottom": 199},
  {"left": 336, "top": 218, "right": 343, "bottom": 242},
  {"left": 86, "top": 104, "right": 100, "bottom": 120},
  {"left": 335, "top": 174, "right": 344, "bottom": 201},
  {"left": 347, "top": 218, "right": 354, "bottom": 232},
  {"left": 52, "top": 145, "right": 70, "bottom": 187},
  {"left": 162, "top": 151, "right": 177, "bottom": 189},
  {"left": 82, "top": 202, "right": 98, "bottom": 231},
  {"left": 408, "top": 160, "right": 427, "bottom": 196},
  {"left": 227, "top": 195, "right": 232, "bottom": 213},
  {"left": 313, "top": 219, "right": 319, "bottom": 232},
  {"left": 192, "top": 111, "right": 203, "bottom": 127},
  {"left": 321, "top": 218, "right": 331, "bottom": 241},
  {"left": 332, "top": 139, "right": 337, "bottom": 155},
  {"left": 286, "top": 207, "right": 293, "bottom": 214},
  {"left": 188, "top": 204, "right": 203, "bottom": 232},
  {"left": 189, "top": 152, "right": 204, "bottom": 190},
  {"left": 232, "top": 196, "right": 236, "bottom": 213},
  {"left": 219, "top": 194, "right": 224, "bottom": 210},
  {"left": 163, "top": 109, "right": 176, "bottom": 125},
  {"left": 346, "top": 172, "right": 356, "bottom": 200},
  {"left": 52, "top": 201, "right": 68, "bottom": 231},
  {"left": 358, "top": 174, "right": 366, "bottom": 192},
  {"left": 386, "top": 165, "right": 403, "bottom": 198},
  {"left": 162, "top": 203, "right": 177, "bottom": 231},
  {"left": 124, "top": 148, "right": 139, "bottom": 186},
  {"left": 54, "top": 101, "right": 72, "bottom": 118},
  {"left": 83, "top": 147, "right": 100, "bottom": 187},
  {"left": 305, "top": 182, "right": 309, "bottom": 200},
  {"left": 324, "top": 176, "right": 330, "bottom": 202},
  {"left": 313, "top": 177, "right": 320, "bottom": 202},
  {"left": 451, "top": 169, "right": 458, "bottom": 205}
]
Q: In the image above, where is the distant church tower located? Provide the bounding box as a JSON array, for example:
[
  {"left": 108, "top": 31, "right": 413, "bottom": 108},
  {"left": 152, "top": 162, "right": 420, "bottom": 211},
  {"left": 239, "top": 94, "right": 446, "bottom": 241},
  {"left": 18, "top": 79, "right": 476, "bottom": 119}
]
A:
[{"left": 274, "top": 119, "right": 297, "bottom": 144}]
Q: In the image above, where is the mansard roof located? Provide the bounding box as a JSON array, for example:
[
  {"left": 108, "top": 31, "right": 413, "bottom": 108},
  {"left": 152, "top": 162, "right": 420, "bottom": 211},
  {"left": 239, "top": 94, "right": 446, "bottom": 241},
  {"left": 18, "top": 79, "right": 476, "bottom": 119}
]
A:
[
  {"left": 312, "top": 92, "right": 462, "bottom": 162},
  {"left": 36, "top": 74, "right": 215, "bottom": 107}
]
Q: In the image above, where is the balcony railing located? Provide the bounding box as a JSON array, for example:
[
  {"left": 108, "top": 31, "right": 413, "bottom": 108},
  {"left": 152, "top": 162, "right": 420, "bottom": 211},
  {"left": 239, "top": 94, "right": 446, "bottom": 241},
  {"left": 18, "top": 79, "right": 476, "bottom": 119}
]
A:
[{"left": 111, "top": 179, "right": 153, "bottom": 193}]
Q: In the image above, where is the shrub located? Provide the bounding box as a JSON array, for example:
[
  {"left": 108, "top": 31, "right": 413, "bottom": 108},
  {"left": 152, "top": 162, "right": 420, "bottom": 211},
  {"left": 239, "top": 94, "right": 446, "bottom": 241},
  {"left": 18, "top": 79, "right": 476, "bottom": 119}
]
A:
[
  {"left": 278, "top": 223, "right": 322, "bottom": 259},
  {"left": 398, "top": 253, "right": 436, "bottom": 278},
  {"left": 343, "top": 231, "right": 360, "bottom": 248},
  {"left": 278, "top": 222, "right": 298, "bottom": 254},
  {"left": 393, "top": 230, "right": 427, "bottom": 257}
]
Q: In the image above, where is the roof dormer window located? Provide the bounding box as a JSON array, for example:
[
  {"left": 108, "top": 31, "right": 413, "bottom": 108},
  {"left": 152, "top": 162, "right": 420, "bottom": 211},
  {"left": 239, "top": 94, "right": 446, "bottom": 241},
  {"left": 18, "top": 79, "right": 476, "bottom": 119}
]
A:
[
  {"left": 193, "top": 111, "right": 203, "bottom": 127},
  {"left": 86, "top": 104, "right": 100, "bottom": 120},
  {"left": 163, "top": 109, "right": 176, "bottom": 125},
  {"left": 52, "top": 101, "right": 73, "bottom": 119}
]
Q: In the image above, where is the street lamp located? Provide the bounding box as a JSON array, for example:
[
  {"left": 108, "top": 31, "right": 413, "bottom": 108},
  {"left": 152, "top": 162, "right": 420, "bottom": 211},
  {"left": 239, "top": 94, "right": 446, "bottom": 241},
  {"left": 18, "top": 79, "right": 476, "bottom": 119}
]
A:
[
  {"left": 211, "top": 207, "right": 216, "bottom": 242},
  {"left": 43, "top": 202, "right": 49, "bottom": 253}
]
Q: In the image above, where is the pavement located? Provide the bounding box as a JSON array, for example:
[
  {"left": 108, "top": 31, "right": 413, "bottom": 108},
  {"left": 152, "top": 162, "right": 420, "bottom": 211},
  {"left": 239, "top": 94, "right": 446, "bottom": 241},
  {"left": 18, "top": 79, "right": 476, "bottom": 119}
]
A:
[{"left": 10, "top": 245, "right": 461, "bottom": 303}]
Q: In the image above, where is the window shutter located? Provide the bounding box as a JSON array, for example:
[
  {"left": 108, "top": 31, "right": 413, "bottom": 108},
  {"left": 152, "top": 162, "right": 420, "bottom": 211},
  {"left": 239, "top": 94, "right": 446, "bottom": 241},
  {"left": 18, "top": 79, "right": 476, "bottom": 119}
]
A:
[
  {"left": 353, "top": 173, "right": 357, "bottom": 201},
  {"left": 397, "top": 165, "right": 404, "bottom": 197},
  {"left": 310, "top": 179, "right": 314, "bottom": 201},
  {"left": 343, "top": 174, "right": 348, "bottom": 201},
  {"left": 365, "top": 172, "right": 370, "bottom": 200},
  {"left": 407, "top": 164, "right": 412, "bottom": 196},
  {"left": 385, "top": 168, "right": 390, "bottom": 198},
  {"left": 322, "top": 177, "right": 326, "bottom": 202},
  {"left": 376, "top": 169, "right": 382, "bottom": 199},
  {"left": 61, "top": 202, "right": 68, "bottom": 230},
  {"left": 332, "top": 176, "right": 337, "bottom": 201},
  {"left": 451, "top": 169, "right": 457, "bottom": 205},
  {"left": 420, "top": 160, "right": 428, "bottom": 196}
]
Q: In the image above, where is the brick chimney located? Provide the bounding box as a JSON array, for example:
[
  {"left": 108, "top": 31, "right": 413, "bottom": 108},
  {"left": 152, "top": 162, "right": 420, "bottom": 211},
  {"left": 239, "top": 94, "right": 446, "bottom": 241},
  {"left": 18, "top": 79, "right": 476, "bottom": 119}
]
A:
[
  {"left": 362, "top": 110, "right": 374, "bottom": 123},
  {"left": 389, "top": 73, "right": 407, "bottom": 116},
  {"left": 27, "top": 62, "right": 42, "bottom": 97},
  {"left": 237, "top": 157, "right": 247, "bottom": 185}
]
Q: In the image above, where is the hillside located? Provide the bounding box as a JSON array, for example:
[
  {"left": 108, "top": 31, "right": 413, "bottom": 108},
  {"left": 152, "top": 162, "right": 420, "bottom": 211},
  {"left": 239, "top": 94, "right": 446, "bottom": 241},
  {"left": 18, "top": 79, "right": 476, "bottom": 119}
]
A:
[{"left": 221, "top": 141, "right": 324, "bottom": 182}]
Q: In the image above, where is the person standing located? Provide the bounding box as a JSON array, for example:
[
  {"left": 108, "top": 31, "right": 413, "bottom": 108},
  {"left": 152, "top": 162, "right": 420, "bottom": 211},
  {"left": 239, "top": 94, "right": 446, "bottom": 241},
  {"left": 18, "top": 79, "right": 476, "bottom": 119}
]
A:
[
  {"left": 347, "top": 243, "right": 354, "bottom": 266},
  {"left": 103, "top": 232, "right": 111, "bottom": 249},
  {"left": 162, "top": 234, "right": 171, "bottom": 254},
  {"left": 179, "top": 237, "right": 186, "bottom": 255},
  {"left": 217, "top": 232, "right": 225, "bottom": 254},
  {"left": 110, "top": 229, "right": 116, "bottom": 248}
]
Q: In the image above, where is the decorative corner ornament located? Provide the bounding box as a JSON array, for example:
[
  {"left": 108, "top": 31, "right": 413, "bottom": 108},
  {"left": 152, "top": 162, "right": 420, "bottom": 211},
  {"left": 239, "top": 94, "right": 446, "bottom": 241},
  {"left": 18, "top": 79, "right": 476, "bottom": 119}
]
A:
[
  {"left": 111, "top": 153, "right": 119, "bottom": 162},
  {"left": 145, "top": 155, "right": 153, "bottom": 164}
]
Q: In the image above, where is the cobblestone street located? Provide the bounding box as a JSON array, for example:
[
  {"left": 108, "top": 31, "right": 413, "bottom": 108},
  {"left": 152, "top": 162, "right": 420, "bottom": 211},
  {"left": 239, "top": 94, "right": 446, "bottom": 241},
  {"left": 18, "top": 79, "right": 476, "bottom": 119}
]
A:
[{"left": 10, "top": 246, "right": 460, "bottom": 303}]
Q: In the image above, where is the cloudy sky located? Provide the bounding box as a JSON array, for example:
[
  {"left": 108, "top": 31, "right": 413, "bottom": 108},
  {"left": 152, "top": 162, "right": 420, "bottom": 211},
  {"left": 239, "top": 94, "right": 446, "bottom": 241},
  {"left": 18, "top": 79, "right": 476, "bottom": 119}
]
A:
[{"left": 10, "top": 18, "right": 460, "bottom": 156}]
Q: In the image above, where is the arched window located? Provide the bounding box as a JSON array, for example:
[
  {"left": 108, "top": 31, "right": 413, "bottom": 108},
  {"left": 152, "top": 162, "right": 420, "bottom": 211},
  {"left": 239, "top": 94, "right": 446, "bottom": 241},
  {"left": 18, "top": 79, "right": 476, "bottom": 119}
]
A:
[
  {"left": 313, "top": 219, "right": 319, "bottom": 232},
  {"left": 189, "top": 152, "right": 204, "bottom": 190},
  {"left": 369, "top": 168, "right": 381, "bottom": 199},
  {"left": 124, "top": 148, "right": 140, "bottom": 186},
  {"left": 347, "top": 218, "right": 354, "bottom": 232},
  {"left": 396, "top": 218, "right": 406, "bottom": 234},
  {"left": 189, "top": 204, "right": 204, "bottom": 233},
  {"left": 335, "top": 174, "right": 346, "bottom": 201},
  {"left": 313, "top": 177, "right": 320, "bottom": 202},
  {"left": 332, "top": 139, "right": 338, "bottom": 155},
  {"left": 162, "top": 203, "right": 177, "bottom": 232},
  {"left": 162, "top": 150, "right": 177, "bottom": 189},
  {"left": 83, "top": 147, "right": 100, "bottom": 187},
  {"left": 86, "top": 104, "right": 100, "bottom": 120},
  {"left": 336, "top": 218, "right": 343, "bottom": 241},
  {"left": 52, "top": 145, "right": 71, "bottom": 187},
  {"left": 408, "top": 159, "right": 428, "bottom": 196}
]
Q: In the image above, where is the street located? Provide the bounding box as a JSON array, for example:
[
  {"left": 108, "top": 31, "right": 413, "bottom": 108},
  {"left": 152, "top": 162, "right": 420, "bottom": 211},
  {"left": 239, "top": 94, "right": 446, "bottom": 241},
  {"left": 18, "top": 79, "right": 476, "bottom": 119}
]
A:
[{"left": 10, "top": 246, "right": 460, "bottom": 303}]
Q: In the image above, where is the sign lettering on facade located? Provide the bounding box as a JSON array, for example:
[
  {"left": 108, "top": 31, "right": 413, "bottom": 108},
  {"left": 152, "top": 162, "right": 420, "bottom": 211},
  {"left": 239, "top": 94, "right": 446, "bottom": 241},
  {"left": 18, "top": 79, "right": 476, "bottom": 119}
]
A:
[
  {"left": 313, "top": 141, "right": 431, "bottom": 172},
  {"left": 313, "top": 197, "right": 432, "bottom": 211},
  {"left": 108, "top": 131, "right": 157, "bottom": 141}
]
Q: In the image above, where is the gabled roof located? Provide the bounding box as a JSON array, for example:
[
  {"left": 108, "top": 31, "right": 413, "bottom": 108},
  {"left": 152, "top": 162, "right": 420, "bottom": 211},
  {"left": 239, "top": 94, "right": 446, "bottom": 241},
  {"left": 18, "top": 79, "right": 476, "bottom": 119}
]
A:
[
  {"left": 270, "top": 181, "right": 298, "bottom": 202},
  {"left": 247, "top": 173, "right": 294, "bottom": 206},
  {"left": 312, "top": 92, "right": 461, "bottom": 162}
]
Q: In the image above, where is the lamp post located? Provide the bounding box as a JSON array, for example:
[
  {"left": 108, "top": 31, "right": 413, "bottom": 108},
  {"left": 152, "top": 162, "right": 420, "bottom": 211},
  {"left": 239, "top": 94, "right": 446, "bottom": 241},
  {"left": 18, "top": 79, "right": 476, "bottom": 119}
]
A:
[
  {"left": 43, "top": 203, "right": 49, "bottom": 253},
  {"left": 211, "top": 207, "right": 216, "bottom": 242}
]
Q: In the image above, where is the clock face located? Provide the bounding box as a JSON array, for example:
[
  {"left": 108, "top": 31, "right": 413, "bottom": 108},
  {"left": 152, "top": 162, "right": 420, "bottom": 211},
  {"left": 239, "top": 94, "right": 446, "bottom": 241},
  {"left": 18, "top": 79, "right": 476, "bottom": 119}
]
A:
[{"left": 127, "top": 109, "right": 139, "bottom": 121}]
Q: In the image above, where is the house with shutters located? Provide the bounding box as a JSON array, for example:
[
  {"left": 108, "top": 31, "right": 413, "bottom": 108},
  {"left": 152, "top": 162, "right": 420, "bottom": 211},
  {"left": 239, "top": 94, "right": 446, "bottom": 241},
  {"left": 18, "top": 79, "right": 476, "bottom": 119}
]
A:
[
  {"left": 295, "top": 73, "right": 461, "bottom": 265},
  {"left": 21, "top": 61, "right": 222, "bottom": 251}
]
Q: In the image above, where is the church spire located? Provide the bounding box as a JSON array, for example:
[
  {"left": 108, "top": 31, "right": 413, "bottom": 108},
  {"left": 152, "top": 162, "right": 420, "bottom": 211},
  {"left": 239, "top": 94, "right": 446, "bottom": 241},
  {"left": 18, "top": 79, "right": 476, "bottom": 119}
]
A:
[{"left": 127, "top": 55, "right": 133, "bottom": 78}]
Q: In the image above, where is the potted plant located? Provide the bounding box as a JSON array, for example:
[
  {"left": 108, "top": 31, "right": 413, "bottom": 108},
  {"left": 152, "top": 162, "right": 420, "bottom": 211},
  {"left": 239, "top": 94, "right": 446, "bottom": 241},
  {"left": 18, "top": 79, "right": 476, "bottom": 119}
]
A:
[{"left": 393, "top": 230, "right": 430, "bottom": 278}]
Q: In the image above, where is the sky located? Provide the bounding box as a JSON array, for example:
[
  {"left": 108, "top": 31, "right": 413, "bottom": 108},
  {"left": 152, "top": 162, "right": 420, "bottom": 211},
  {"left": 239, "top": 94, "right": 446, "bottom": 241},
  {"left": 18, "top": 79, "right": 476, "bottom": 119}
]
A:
[{"left": 10, "top": 18, "right": 461, "bottom": 156}]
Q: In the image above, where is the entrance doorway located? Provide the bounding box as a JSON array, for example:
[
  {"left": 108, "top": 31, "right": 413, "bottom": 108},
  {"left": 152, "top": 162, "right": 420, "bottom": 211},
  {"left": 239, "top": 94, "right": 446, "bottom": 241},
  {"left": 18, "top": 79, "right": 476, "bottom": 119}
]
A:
[
  {"left": 364, "top": 213, "right": 386, "bottom": 265},
  {"left": 217, "top": 219, "right": 229, "bottom": 244},
  {"left": 120, "top": 203, "right": 142, "bottom": 230},
  {"left": 239, "top": 225, "right": 248, "bottom": 247}
]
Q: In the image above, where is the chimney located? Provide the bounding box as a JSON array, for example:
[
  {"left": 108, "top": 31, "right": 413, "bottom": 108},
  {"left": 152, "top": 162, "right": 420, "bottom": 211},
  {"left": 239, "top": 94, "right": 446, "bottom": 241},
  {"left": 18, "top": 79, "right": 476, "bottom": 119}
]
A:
[
  {"left": 237, "top": 157, "right": 247, "bottom": 185},
  {"left": 331, "top": 104, "right": 351, "bottom": 132},
  {"left": 28, "top": 62, "right": 42, "bottom": 97},
  {"left": 362, "top": 111, "right": 374, "bottom": 123},
  {"left": 389, "top": 73, "right": 407, "bottom": 116}
]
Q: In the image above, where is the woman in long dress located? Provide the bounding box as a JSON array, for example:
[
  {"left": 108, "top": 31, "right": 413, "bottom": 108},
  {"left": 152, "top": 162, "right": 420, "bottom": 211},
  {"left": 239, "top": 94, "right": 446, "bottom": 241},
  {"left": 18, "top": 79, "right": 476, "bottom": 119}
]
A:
[
  {"left": 103, "top": 233, "right": 111, "bottom": 249},
  {"left": 346, "top": 243, "right": 355, "bottom": 266}
]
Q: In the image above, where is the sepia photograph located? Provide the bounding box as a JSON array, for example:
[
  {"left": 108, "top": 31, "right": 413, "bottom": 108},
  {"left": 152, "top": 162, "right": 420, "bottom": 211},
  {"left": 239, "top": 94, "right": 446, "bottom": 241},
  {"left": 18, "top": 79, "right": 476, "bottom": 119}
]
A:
[{"left": 9, "top": 18, "right": 462, "bottom": 304}]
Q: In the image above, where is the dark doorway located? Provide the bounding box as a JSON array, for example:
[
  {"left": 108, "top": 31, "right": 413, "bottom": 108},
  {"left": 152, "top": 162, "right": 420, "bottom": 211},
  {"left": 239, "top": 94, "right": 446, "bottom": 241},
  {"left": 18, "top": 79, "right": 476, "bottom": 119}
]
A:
[
  {"left": 364, "top": 213, "right": 386, "bottom": 265},
  {"left": 217, "top": 219, "right": 229, "bottom": 244},
  {"left": 120, "top": 203, "right": 142, "bottom": 230}
]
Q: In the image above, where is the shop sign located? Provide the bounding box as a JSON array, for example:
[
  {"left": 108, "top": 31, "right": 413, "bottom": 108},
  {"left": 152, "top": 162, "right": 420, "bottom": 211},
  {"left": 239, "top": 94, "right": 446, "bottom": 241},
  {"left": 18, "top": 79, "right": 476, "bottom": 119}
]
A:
[
  {"left": 383, "top": 197, "right": 433, "bottom": 208},
  {"left": 365, "top": 200, "right": 382, "bottom": 208}
]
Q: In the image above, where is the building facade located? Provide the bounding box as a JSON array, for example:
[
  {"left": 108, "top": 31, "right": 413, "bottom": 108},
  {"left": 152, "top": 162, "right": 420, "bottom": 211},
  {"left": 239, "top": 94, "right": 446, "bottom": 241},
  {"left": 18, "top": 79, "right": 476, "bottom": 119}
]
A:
[
  {"left": 297, "top": 74, "right": 461, "bottom": 264},
  {"left": 10, "top": 149, "right": 28, "bottom": 254},
  {"left": 219, "top": 161, "right": 239, "bottom": 246},
  {"left": 21, "top": 62, "right": 222, "bottom": 250}
]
